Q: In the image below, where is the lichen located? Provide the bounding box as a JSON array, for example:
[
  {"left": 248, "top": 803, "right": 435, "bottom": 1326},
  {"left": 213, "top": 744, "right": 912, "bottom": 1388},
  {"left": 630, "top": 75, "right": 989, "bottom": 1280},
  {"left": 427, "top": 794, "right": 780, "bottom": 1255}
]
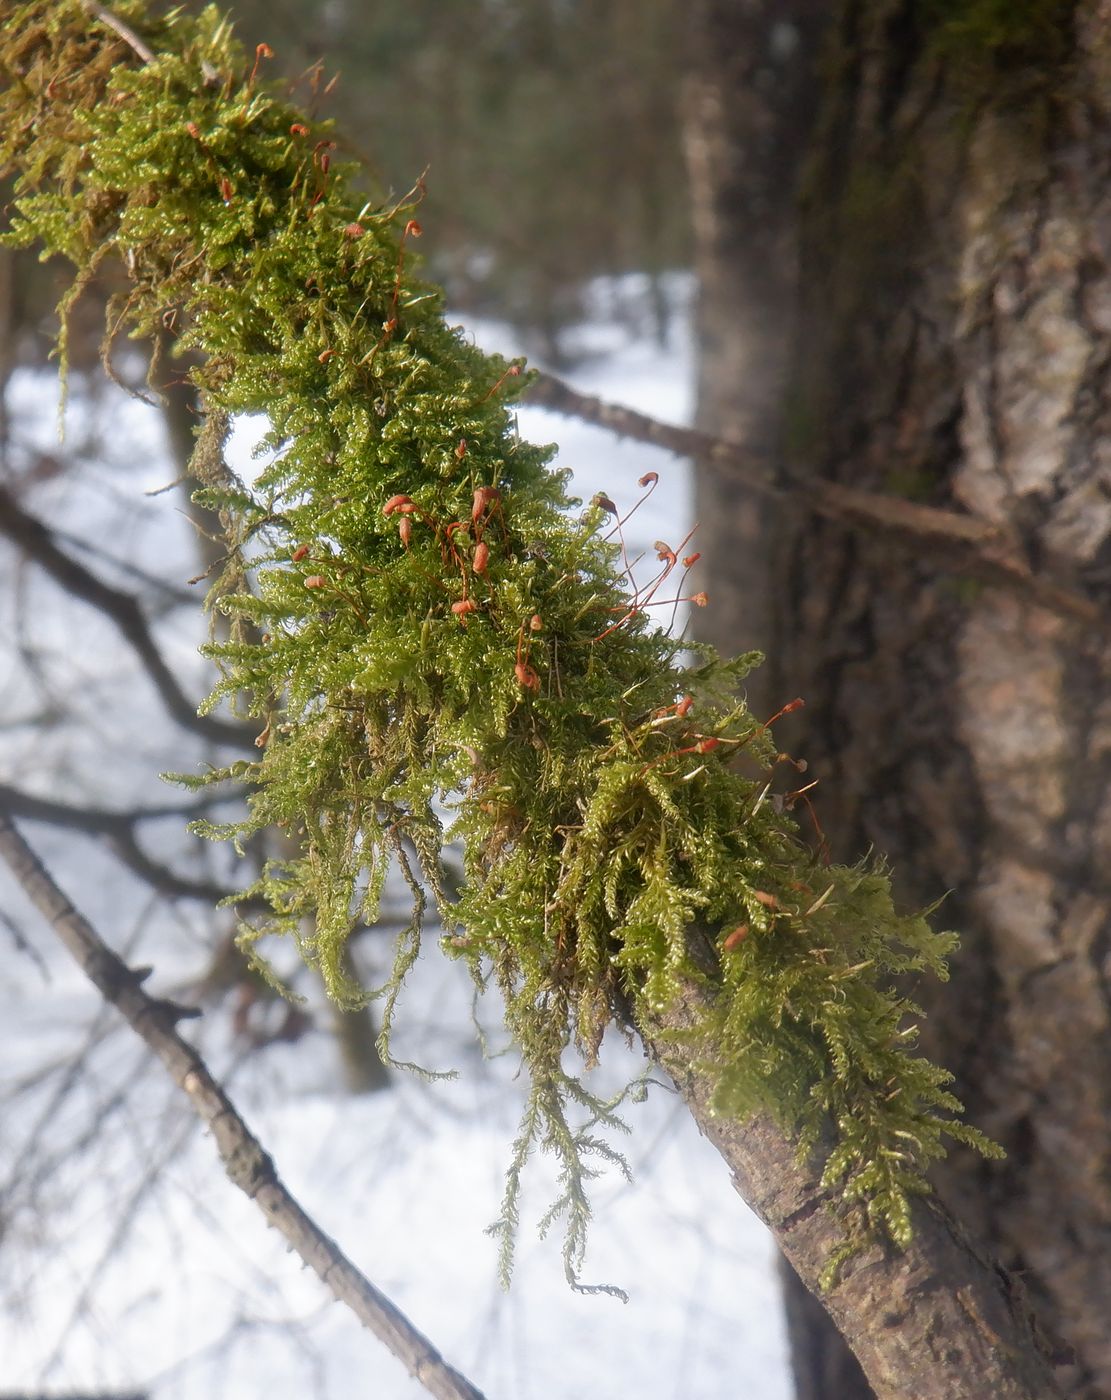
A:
[{"left": 1, "top": 0, "right": 1001, "bottom": 1290}]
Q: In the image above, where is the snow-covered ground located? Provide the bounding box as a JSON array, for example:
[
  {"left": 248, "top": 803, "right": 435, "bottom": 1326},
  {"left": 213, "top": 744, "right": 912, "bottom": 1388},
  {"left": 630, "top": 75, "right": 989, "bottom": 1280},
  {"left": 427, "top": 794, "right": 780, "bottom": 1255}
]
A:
[{"left": 0, "top": 278, "right": 792, "bottom": 1400}]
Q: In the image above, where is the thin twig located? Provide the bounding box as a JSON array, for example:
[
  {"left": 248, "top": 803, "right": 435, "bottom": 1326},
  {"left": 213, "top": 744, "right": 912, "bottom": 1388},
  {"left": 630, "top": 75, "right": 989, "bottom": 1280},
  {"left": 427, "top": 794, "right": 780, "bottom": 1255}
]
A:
[
  {"left": 0, "top": 782, "right": 261, "bottom": 907},
  {"left": 56, "top": 522, "right": 199, "bottom": 608},
  {"left": 83, "top": 0, "right": 155, "bottom": 62},
  {"left": 0, "top": 904, "right": 50, "bottom": 978},
  {"left": 0, "top": 782, "right": 236, "bottom": 832},
  {"left": 0, "top": 812, "right": 488, "bottom": 1400},
  {"left": 0, "top": 485, "right": 253, "bottom": 749},
  {"left": 525, "top": 370, "right": 1102, "bottom": 630}
]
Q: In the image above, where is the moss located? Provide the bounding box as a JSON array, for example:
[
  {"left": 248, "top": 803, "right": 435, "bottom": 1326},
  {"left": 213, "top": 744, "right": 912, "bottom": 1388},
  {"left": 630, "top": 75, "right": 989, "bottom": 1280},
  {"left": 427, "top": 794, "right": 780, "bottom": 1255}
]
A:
[
  {"left": 1, "top": 0, "right": 1001, "bottom": 1289},
  {"left": 824, "top": 155, "right": 926, "bottom": 316},
  {"left": 782, "top": 387, "right": 821, "bottom": 460}
]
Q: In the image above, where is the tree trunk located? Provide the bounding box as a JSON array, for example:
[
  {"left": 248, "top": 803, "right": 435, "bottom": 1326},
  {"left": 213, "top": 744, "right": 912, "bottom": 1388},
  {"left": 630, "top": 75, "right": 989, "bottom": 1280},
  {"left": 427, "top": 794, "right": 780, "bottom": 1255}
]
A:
[
  {"left": 688, "top": 1, "right": 1111, "bottom": 1395},
  {"left": 682, "top": 0, "right": 829, "bottom": 716}
]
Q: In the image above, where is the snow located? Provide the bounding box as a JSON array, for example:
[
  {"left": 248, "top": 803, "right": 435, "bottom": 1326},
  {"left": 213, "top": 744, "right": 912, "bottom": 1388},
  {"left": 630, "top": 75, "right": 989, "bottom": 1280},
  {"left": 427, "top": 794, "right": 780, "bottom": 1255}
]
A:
[{"left": 0, "top": 279, "right": 792, "bottom": 1399}]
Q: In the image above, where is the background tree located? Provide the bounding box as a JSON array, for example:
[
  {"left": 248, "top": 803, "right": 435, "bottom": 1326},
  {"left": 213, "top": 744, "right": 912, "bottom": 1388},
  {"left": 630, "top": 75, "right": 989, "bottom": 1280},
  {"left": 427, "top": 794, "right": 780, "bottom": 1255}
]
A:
[{"left": 685, "top": 2, "right": 1111, "bottom": 1396}]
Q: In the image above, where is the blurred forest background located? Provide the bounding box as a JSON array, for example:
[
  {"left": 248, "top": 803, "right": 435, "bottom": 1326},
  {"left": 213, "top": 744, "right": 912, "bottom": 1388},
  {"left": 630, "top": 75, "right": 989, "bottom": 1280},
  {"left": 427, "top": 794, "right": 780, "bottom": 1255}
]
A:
[
  {"left": 4, "top": 2, "right": 1111, "bottom": 1399},
  {"left": 1, "top": 0, "right": 692, "bottom": 364}
]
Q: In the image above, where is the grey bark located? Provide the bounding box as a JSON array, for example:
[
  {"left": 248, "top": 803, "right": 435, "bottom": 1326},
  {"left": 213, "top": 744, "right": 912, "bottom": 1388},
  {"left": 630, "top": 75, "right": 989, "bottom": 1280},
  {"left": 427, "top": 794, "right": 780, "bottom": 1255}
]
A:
[{"left": 687, "top": 0, "right": 1111, "bottom": 1395}]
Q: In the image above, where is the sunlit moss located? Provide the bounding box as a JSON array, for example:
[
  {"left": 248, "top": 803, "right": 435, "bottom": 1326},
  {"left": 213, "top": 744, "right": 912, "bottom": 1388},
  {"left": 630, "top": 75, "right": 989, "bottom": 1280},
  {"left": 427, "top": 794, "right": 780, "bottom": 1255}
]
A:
[{"left": 1, "top": 0, "right": 1001, "bottom": 1290}]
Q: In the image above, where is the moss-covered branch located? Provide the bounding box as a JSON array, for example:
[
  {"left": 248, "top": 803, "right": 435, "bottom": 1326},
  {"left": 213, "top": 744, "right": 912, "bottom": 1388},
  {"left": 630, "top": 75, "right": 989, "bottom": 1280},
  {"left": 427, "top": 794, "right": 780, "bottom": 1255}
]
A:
[{"left": 1, "top": 0, "right": 1000, "bottom": 1296}]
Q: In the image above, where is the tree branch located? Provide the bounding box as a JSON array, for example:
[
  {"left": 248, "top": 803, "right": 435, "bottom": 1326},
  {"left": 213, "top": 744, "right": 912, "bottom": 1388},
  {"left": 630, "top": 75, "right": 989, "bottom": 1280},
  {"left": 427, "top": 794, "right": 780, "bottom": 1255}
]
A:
[
  {"left": 526, "top": 371, "right": 1102, "bottom": 631},
  {"left": 0, "top": 783, "right": 228, "bottom": 832},
  {"left": 0, "top": 1393, "right": 148, "bottom": 1399},
  {"left": 0, "top": 782, "right": 260, "bottom": 907},
  {"left": 0, "top": 812, "right": 488, "bottom": 1400},
  {"left": 636, "top": 937, "right": 1065, "bottom": 1400},
  {"left": 0, "top": 485, "right": 253, "bottom": 749},
  {"left": 82, "top": 0, "right": 154, "bottom": 61}
]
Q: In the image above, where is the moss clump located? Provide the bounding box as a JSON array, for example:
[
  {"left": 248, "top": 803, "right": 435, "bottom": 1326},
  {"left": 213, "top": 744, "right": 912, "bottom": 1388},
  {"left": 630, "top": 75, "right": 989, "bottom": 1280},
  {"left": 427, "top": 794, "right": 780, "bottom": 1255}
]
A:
[{"left": 1, "top": 0, "right": 1000, "bottom": 1290}]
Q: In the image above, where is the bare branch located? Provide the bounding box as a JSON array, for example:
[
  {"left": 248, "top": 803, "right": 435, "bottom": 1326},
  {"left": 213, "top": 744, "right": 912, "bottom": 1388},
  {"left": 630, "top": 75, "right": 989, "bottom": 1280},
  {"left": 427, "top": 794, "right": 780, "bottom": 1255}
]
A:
[
  {"left": 0, "top": 813, "right": 488, "bottom": 1400},
  {"left": 0, "top": 783, "right": 231, "bottom": 833},
  {"left": 637, "top": 933, "right": 1066, "bottom": 1400},
  {"left": 0, "top": 904, "right": 50, "bottom": 978},
  {"left": 0, "top": 782, "right": 259, "bottom": 907},
  {"left": 0, "top": 1393, "right": 148, "bottom": 1399},
  {"left": 39, "top": 1114, "right": 198, "bottom": 1380},
  {"left": 526, "top": 371, "right": 1102, "bottom": 631},
  {"left": 0, "top": 484, "right": 253, "bottom": 749},
  {"left": 106, "top": 826, "right": 255, "bottom": 906},
  {"left": 82, "top": 0, "right": 154, "bottom": 61},
  {"left": 56, "top": 523, "right": 198, "bottom": 609}
]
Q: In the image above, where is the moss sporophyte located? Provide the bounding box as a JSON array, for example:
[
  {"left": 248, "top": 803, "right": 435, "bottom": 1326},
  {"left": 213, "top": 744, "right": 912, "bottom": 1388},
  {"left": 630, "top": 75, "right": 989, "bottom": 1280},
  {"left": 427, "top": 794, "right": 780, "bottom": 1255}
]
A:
[{"left": 0, "top": 0, "right": 1002, "bottom": 1291}]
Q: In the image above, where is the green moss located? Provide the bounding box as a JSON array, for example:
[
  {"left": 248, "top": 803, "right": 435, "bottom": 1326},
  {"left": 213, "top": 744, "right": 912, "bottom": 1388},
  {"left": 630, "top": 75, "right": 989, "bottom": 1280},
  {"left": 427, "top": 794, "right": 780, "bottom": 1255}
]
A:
[
  {"left": 791, "top": 140, "right": 929, "bottom": 466},
  {"left": 1, "top": 0, "right": 1001, "bottom": 1289}
]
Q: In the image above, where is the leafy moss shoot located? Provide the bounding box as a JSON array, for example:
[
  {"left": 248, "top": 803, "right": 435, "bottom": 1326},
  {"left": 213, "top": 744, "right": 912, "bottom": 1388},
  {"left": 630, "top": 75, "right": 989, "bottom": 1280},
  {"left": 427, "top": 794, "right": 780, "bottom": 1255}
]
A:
[{"left": 1, "top": 0, "right": 1000, "bottom": 1292}]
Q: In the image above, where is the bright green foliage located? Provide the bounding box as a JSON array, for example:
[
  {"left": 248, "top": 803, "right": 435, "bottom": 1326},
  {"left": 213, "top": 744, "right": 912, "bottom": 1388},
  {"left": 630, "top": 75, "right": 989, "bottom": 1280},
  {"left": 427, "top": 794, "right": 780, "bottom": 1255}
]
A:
[{"left": 1, "top": 0, "right": 1001, "bottom": 1290}]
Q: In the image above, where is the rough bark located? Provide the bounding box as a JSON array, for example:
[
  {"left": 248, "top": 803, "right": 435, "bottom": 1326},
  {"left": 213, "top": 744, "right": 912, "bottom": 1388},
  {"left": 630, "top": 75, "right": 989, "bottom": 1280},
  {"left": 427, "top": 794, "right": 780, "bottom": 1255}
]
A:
[
  {"left": 4, "top": 776, "right": 1063, "bottom": 1397},
  {"left": 688, "top": 1, "right": 1111, "bottom": 1395}
]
